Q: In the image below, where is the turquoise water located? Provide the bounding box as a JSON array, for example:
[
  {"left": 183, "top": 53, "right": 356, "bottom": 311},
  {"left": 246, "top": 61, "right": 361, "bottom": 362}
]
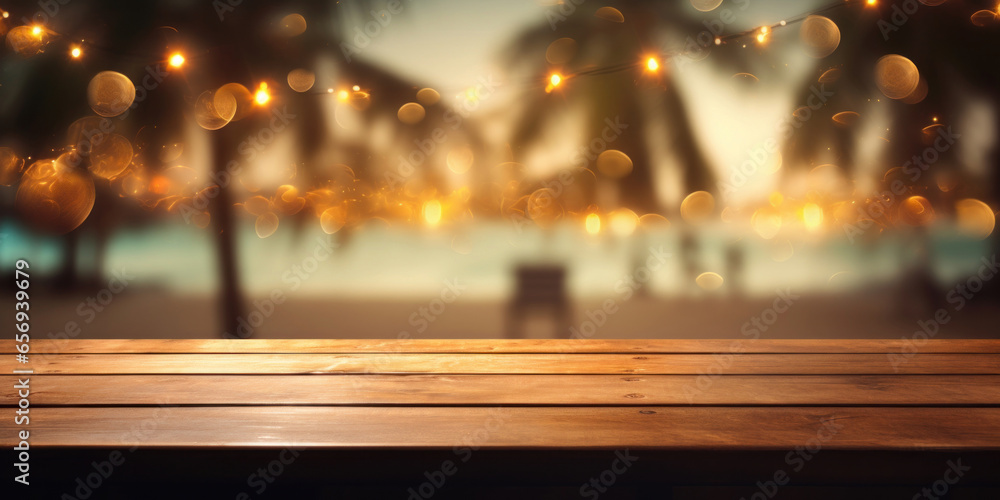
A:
[{"left": 0, "top": 219, "right": 991, "bottom": 299}]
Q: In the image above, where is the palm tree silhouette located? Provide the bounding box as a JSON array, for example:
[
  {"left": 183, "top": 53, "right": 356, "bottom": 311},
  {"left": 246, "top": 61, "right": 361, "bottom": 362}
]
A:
[
  {"left": 779, "top": 1, "right": 1000, "bottom": 300},
  {"left": 499, "top": 2, "right": 721, "bottom": 216}
]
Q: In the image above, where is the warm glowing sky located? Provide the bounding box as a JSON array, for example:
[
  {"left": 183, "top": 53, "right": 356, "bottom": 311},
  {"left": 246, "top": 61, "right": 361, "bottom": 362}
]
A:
[{"left": 345, "top": 0, "right": 862, "bottom": 203}]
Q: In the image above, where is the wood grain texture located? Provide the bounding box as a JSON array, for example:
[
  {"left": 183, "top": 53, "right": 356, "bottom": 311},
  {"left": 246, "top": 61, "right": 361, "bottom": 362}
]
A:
[
  {"left": 4, "top": 406, "right": 999, "bottom": 449},
  {"left": 5, "top": 353, "right": 998, "bottom": 375},
  {"left": 6, "top": 338, "right": 1000, "bottom": 354},
  {"left": 6, "top": 374, "right": 1000, "bottom": 406},
  {"left": 8, "top": 340, "right": 997, "bottom": 451}
]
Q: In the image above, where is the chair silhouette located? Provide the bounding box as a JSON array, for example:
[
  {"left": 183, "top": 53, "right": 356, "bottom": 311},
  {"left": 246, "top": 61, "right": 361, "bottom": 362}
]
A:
[{"left": 506, "top": 265, "right": 572, "bottom": 338}]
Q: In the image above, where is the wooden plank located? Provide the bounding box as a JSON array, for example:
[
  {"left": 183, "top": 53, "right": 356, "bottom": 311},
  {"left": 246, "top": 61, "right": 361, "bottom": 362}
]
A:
[
  {"left": 6, "top": 339, "right": 1000, "bottom": 354},
  {"left": 7, "top": 374, "right": 1000, "bottom": 406},
  {"left": 5, "top": 406, "right": 999, "bottom": 449},
  {"left": 4, "top": 353, "right": 998, "bottom": 375}
]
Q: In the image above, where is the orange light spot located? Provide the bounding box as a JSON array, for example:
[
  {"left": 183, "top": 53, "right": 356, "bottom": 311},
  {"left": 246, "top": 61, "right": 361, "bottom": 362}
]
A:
[
  {"left": 168, "top": 52, "right": 185, "bottom": 68},
  {"left": 254, "top": 83, "right": 270, "bottom": 105}
]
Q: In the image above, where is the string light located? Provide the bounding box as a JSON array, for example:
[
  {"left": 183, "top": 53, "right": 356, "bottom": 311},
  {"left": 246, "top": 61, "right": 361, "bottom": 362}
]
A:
[
  {"left": 756, "top": 26, "right": 770, "bottom": 44},
  {"left": 6, "top": 0, "right": 869, "bottom": 100},
  {"left": 2, "top": 10, "right": 9, "bottom": 18},
  {"left": 168, "top": 52, "right": 185, "bottom": 69},
  {"left": 2, "top": 0, "right": 981, "bottom": 237},
  {"left": 254, "top": 82, "right": 270, "bottom": 105}
]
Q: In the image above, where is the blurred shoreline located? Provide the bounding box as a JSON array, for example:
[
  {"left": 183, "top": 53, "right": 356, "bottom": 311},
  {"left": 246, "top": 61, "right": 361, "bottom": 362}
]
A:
[{"left": 6, "top": 286, "right": 997, "bottom": 339}]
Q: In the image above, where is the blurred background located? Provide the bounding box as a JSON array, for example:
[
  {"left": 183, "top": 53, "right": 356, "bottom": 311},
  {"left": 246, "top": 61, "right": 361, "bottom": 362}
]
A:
[{"left": 0, "top": 0, "right": 998, "bottom": 339}]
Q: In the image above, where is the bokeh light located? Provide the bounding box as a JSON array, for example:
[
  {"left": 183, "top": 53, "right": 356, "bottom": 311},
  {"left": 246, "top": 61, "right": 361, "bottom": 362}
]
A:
[
  {"left": 15, "top": 155, "right": 96, "bottom": 234},
  {"left": 287, "top": 69, "right": 316, "bottom": 93},
  {"left": 899, "top": 196, "right": 935, "bottom": 226},
  {"left": 0, "top": 147, "right": 25, "bottom": 186},
  {"left": 875, "top": 55, "right": 920, "bottom": 100},
  {"left": 799, "top": 15, "right": 840, "bottom": 58},
  {"left": 254, "top": 83, "right": 271, "bottom": 105},
  {"left": 609, "top": 208, "right": 638, "bottom": 237},
  {"left": 955, "top": 199, "right": 996, "bottom": 240},
  {"left": 423, "top": 200, "right": 442, "bottom": 226},
  {"left": 168, "top": 52, "right": 185, "bottom": 68},
  {"left": 585, "top": 213, "right": 601, "bottom": 235},
  {"left": 690, "top": 0, "right": 724, "bottom": 13},
  {"left": 398, "top": 102, "right": 426, "bottom": 124},
  {"left": 696, "top": 272, "right": 724, "bottom": 291},
  {"left": 417, "top": 88, "right": 441, "bottom": 106},
  {"left": 255, "top": 212, "right": 279, "bottom": 238},
  {"left": 278, "top": 14, "right": 307, "bottom": 37},
  {"left": 596, "top": 150, "right": 633, "bottom": 178},
  {"left": 802, "top": 203, "right": 824, "bottom": 231},
  {"left": 680, "top": 191, "right": 715, "bottom": 224},
  {"left": 195, "top": 89, "right": 236, "bottom": 130},
  {"left": 87, "top": 71, "right": 136, "bottom": 117},
  {"left": 89, "top": 134, "right": 133, "bottom": 179},
  {"left": 594, "top": 7, "right": 624, "bottom": 23},
  {"left": 6, "top": 26, "right": 48, "bottom": 56}
]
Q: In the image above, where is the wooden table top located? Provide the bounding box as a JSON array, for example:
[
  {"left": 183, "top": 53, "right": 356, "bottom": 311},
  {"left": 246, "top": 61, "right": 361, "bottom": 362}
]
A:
[{"left": 3, "top": 339, "right": 1000, "bottom": 450}]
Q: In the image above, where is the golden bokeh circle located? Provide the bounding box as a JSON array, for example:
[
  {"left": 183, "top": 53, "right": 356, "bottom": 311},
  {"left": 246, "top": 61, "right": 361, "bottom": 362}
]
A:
[
  {"left": 15, "top": 156, "right": 96, "bottom": 234},
  {"left": 87, "top": 71, "right": 136, "bottom": 117},
  {"left": 799, "top": 16, "right": 841, "bottom": 58},
  {"left": 875, "top": 55, "right": 920, "bottom": 100},
  {"left": 955, "top": 199, "right": 995, "bottom": 240},
  {"left": 595, "top": 6, "right": 624, "bottom": 23},
  {"left": 596, "top": 150, "right": 633, "bottom": 178},
  {"left": 397, "top": 102, "right": 426, "bottom": 124},
  {"left": 680, "top": 191, "right": 715, "bottom": 224},
  {"left": 287, "top": 69, "right": 316, "bottom": 93},
  {"left": 89, "top": 134, "right": 133, "bottom": 179}
]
